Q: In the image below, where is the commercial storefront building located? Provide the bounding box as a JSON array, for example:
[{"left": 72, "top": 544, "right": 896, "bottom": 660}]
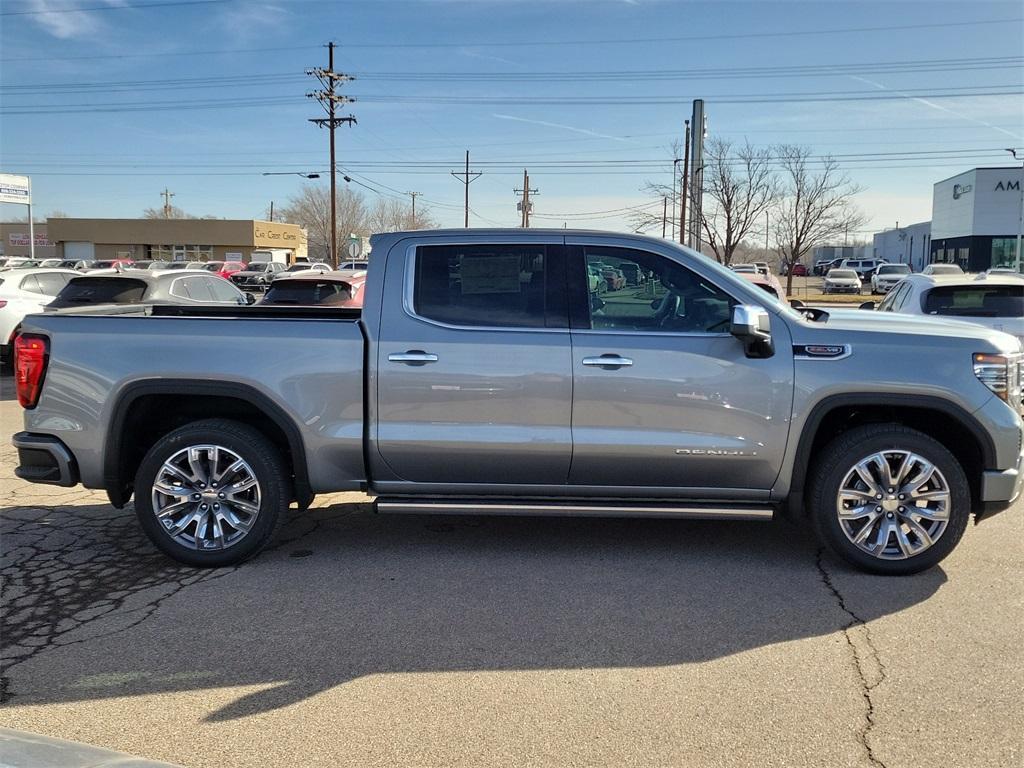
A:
[
  {"left": 930, "top": 167, "right": 1023, "bottom": 272},
  {"left": 44, "top": 218, "right": 307, "bottom": 263},
  {"left": 872, "top": 221, "right": 931, "bottom": 272}
]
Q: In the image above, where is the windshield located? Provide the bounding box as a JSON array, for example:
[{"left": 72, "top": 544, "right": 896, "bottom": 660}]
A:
[
  {"left": 261, "top": 280, "right": 352, "bottom": 305},
  {"left": 929, "top": 264, "right": 963, "bottom": 274},
  {"left": 878, "top": 265, "right": 911, "bottom": 275},
  {"left": 923, "top": 285, "right": 1023, "bottom": 317}
]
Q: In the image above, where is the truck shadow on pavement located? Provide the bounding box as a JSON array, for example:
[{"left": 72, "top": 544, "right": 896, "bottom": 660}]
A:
[{"left": 1, "top": 498, "right": 946, "bottom": 720}]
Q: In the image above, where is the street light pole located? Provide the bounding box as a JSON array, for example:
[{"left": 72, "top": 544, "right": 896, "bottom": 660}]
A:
[{"left": 1007, "top": 149, "right": 1023, "bottom": 273}]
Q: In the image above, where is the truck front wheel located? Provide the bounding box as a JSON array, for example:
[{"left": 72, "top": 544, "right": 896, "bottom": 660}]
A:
[
  {"left": 808, "top": 424, "right": 970, "bottom": 575},
  {"left": 134, "top": 419, "right": 289, "bottom": 567}
]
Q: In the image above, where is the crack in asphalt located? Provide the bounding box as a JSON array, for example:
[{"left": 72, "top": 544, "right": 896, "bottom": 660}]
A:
[
  {"left": 815, "top": 548, "right": 889, "bottom": 768},
  {"left": 0, "top": 483, "right": 334, "bottom": 704}
]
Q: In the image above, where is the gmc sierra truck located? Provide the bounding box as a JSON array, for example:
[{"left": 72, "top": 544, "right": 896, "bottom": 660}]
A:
[{"left": 11, "top": 230, "right": 1024, "bottom": 574}]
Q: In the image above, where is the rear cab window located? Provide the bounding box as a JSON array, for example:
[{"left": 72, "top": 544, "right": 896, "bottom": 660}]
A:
[
  {"left": 53, "top": 277, "right": 147, "bottom": 306},
  {"left": 264, "top": 280, "right": 350, "bottom": 305},
  {"left": 923, "top": 285, "right": 1023, "bottom": 317}
]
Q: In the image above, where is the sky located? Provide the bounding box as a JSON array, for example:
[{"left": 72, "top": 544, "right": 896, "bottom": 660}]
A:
[{"left": 1, "top": 0, "right": 1022, "bottom": 239}]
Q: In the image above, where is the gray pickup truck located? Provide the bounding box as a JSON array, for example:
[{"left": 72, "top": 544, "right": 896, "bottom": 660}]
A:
[{"left": 12, "top": 230, "right": 1023, "bottom": 574}]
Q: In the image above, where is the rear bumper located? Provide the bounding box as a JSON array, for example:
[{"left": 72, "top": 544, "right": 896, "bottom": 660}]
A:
[{"left": 12, "top": 432, "right": 79, "bottom": 487}]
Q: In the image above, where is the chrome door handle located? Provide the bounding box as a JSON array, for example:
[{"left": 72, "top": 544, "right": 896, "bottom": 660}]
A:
[
  {"left": 582, "top": 355, "right": 634, "bottom": 368},
  {"left": 388, "top": 351, "right": 438, "bottom": 365}
]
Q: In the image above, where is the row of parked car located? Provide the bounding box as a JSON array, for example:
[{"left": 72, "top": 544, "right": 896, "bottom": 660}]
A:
[{"left": 0, "top": 261, "right": 369, "bottom": 363}]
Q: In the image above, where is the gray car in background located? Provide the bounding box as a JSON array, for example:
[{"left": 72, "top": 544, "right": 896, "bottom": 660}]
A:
[{"left": 11, "top": 229, "right": 1023, "bottom": 576}]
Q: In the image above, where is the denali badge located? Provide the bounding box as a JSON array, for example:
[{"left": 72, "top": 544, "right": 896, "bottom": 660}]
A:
[
  {"left": 675, "top": 448, "right": 756, "bottom": 456},
  {"left": 793, "top": 344, "right": 851, "bottom": 360}
]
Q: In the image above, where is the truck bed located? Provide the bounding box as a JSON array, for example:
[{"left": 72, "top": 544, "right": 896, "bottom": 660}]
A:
[{"left": 18, "top": 309, "right": 367, "bottom": 495}]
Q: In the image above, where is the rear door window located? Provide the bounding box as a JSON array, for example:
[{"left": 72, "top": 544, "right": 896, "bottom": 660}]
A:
[{"left": 412, "top": 244, "right": 565, "bottom": 328}]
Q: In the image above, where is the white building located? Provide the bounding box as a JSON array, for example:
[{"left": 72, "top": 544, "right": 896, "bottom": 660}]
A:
[
  {"left": 872, "top": 221, "right": 931, "bottom": 272},
  {"left": 931, "top": 166, "right": 1023, "bottom": 272}
]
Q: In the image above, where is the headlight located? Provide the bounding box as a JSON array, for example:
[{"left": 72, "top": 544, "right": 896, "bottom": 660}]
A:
[{"left": 974, "top": 353, "right": 1023, "bottom": 411}]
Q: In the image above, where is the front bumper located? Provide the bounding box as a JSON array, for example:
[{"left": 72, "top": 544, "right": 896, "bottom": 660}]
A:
[
  {"left": 978, "top": 434, "right": 1024, "bottom": 520},
  {"left": 12, "top": 432, "right": 79, "bottom": 487}
]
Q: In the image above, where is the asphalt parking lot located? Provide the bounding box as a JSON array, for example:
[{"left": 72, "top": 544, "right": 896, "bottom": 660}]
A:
[{"left": 1, "top": 392, "right": 1021, "bottom": 768}]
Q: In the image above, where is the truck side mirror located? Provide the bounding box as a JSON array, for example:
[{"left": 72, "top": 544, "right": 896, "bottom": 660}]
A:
[
  {"left": 858, "top": 301, "right": 875, "bottom": 310},
  {"left": 245, "top": 292, "right": 257, "bottom": 305},
  {"left": 730, "top": 304, "right": 774, "bottom": 358}
]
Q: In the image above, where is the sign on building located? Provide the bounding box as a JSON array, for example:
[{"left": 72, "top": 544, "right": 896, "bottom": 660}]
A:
[
  {"left": 8, "top": 233, "right": 51, "bottom": 247},
  {"left": 0, "top": 174, "right": 31, "bottom": 205}
]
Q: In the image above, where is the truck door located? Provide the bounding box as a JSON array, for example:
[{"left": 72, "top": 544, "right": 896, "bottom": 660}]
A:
[
  {"left": 566, "top": 240, "right": 793, "bottom": 493},
  {"left": 374, "top": 239, "right": 574, "bottom": 486}
]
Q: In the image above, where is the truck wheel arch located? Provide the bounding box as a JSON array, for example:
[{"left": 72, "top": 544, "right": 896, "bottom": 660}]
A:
[
  {"left": 104, "top": 379, "right": 312, "bottom": 510},
  {"left": 787, "top": 393, "right": 996, "bottom": 517}
]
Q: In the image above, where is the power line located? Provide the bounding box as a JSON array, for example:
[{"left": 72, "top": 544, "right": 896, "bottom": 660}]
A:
[
  {"left": 336, "top": 17, "right": 1022, "bottom": 48},
  {"left": 0, "top": 0, "right": 226, "bottom": 16},
  {"left": 6, "top": 56, "right": 1020, "bottom": 93},
  {"left": 0, "top": 45, "right": 318, "bottom": 63}
]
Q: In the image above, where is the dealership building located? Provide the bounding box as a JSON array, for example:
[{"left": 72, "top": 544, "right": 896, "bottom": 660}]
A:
[
  {"left": 39, "top": 218, "right": 307, "bottom": 263},
  {"left": 930, "top": 166, "right": 1023, "bottom": 272},
  {"left": 871, "top": 221, "right": 932, "bottom": 271}
]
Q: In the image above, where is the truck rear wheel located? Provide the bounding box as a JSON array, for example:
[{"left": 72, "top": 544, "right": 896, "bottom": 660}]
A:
[
  {"left": 133, "top": 419, "right": 289, "bottom": 567},
  {"left": 808, "top": 424, "right": 970, "bottom": 575}
]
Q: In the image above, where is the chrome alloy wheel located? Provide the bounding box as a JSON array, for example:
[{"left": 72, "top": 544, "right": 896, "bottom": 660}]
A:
[
  {"left": 836, "top": 450, "right": 951, "bottom": 560},
  {"left": 151, "top": 444, "right": 262, "bottom": 551}
]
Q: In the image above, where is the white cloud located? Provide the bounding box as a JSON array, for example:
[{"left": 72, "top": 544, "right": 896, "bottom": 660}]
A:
[
  {"left": 492, "top": 113, "right": 641, "bottom": 144},
  {"left": 214, "top": 1, "right": 289, "bottom": 41},
  {"left": 23, "top": 0, "right": 124, "bottom": 40}
]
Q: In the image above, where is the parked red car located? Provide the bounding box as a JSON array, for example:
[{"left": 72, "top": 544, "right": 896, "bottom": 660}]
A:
[
  {"left": 203, "top": 261, "right": 248, "bottom": 280},
  {"left": 788, "top": 263, "right": 807, "bottom": 277}
]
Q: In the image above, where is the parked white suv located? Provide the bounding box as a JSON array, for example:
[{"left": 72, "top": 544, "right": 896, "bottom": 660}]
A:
[
  {"left": 0, "top": 268, "right": 79, "bottom": 362},
  {"left": 874, "top": 273, "right": 1024, "bottom": 349},
  {"left": 839, "top": 258, "right": 884, "bottom": 279},
  {"left": 871, "top": 263, "right": 912, "bottom": 294}
]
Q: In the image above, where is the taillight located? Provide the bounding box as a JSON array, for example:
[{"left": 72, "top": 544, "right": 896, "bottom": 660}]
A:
[
  {"left": 0, "top": 300, "right": 7, "bottom": 309},
  {"left": 14, "top": 334, "right": 49, "bottom": 409}
]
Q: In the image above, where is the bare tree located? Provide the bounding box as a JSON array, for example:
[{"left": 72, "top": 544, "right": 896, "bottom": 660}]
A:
[
  {"left": 630, "top": 140, "right": 683, "bottom": 236},
  {"left": 142, "top": 205, "right": 193, "bottom": 219},
  {"left": 274, "top": 184, "right": 368, "bottom": 263},
  {"left": 773, "top": 145, "right": 866, "bottom": 296},
  {"left": 365, "top": 197, "right": 437, "bottom": 233},
  {"left": 697, "top": 139, "right": 779, "bottom": 266}
]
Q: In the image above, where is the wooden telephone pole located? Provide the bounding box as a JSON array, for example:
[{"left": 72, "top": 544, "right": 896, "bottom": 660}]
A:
[
  {"left": 450, "top": 150, "right": 482, "bottom": 228},
  {"left": 307, "top": 42, "right": 356, "bottom": 266},
  {"left": 514, "top": 169, "right": 539, "bottom": 227}
]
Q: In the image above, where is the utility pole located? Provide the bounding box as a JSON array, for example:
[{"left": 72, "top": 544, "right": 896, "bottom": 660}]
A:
[
  {"left": 680, "top": 120, "right": 690, "bottom": 247},
  {"left": 514, "top": 169, "right": 538, "bottom": 228},
  {"left": 1006, "top": 148, "right": 1023, "bottom": 273},
  {"left": 689, "top": 100, "right": 706, "bottom": 252},
  {"left": 161, "top": 188, "right": 175, "bottom": 218},
  {"left": 661, "top": 196, "right": 668, "bottom": 238},
  {"left": 407, "top": 191, "right": 421, "bottom": 228},
  {"left": 269, "top": 201, "right": 274, "bottom": 222},
  {"left": 450, "top": 150, "right": 481, "bottom": 228},
  {"left": 307, "top": 41, "right": 356, "bottom": 267}
]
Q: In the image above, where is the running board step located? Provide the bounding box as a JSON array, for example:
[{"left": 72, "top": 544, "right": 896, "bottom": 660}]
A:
[{"left": 375, "top": 499, "right": 773, "bottom": 521}]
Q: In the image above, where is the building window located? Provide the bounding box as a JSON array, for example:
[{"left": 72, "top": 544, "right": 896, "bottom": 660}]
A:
[
  {"left": 957, "top": 248, "right": 970, "bottom": 269},
  {"left": 992, "top": 238, "right": 1019, "bottom": 269},
  {"left": 146, "top": 244, "right": 214, "bottom": 262}
]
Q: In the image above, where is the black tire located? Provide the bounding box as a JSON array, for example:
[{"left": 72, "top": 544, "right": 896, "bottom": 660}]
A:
[
  {"left": 808, "top": 424, "right": 970, "bottom": 575},
  {"left": 134, "top": 419, "right": 289, "bottom": 567}
]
